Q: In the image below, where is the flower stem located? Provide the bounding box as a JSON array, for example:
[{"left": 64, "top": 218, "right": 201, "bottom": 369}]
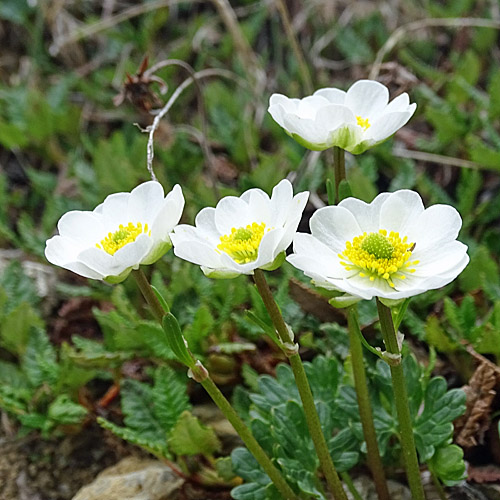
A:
[
  {"left": 132, "top": 268, "right": 298, "bottom": 500},
  {"left": 347, "top": 307, "right": 391, "bottom": 500},
  {"left": 333, "top": 146, "right": 346, "bottom": 202},
  {"left": 253, "top": 269, "right": 348, "bottom": 500},
  {"left": 133, "top": 268, "right": 165, "bottom": 322},
  {"left": 376, "top": 298, "right": 425, "bottom": 500},
  {"left": 199, "top": 376, "right": 299, "bottom": 500}
]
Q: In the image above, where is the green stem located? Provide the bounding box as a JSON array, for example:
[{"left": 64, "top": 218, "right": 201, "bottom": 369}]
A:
[
  {"left": 340, "top": 472, "right": 363, "bottom": 500},
  {"left": 132, "top": 268, "right": 298, "bottom": 500},
  {"left": 430, "top": 471, "right": 447, "bottom": 500},
  {"left": 200, "top": 376, "right": 299, "bottom": 500},
  {"left": 333, "top": 146, "right": 346, "bottom": 202},
  {"left": 133, "top": 268, "right": 165, "bottom": 321},
  {"left": 253, "top": 269, "right": 348, "bottom": 500},
  {"left": 376, "top": 299, "right": 425, "bottom": 500},
  {"left": 347, "top": 307, "right": 391, "bottom": 500}
]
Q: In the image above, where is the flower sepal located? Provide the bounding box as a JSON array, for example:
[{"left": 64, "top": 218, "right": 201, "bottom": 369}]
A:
[
  {"left": 201, "top": 267, "right": 241, "bottom": 279},
  {"left": 260, "top": 251, "right": 286, "bottom": 272},
  {"left": 378, "top": 296, "right": 406, "bottom": 309},
  {"left": 328, "top": 293, "right": 362, "bottom": 309},
  {"left": 103, "top": 268, "right": 136, "bottom": 284}
]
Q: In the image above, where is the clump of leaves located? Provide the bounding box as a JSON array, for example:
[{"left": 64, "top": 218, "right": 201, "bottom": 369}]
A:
[
  {"left": 230, "top": 354, "right": 466, "bottom": 499},
  {"left": 0, "top": 262, "right": 91, "bottom": 435},
  {"left": 98, "top": 366, "right": 220, "bottom": 460}
]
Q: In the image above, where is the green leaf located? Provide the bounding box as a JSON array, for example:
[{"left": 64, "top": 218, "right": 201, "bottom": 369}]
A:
[
  {"left": 162, "top": 313, "right": 195, "bottom": 368},
  {"left": 488, "top": 69, "right": 500, "bottom": 119},
  {"left": 121, "top": 379, "right": 166, "bottom": 443},
  {"left": 0, "top": 360, "right": 29, "bottom": 388},
  {"left": 414, "top": 378, "right": 466, "bottom": 461},
  {"left": 47, "top": 395, "right": 87, "bottom": 425},
  {"left": 231, "top": 483, "right": 281, "bottom": 500},
  {"left": 428, "top": 444, "right": 466, "bottom": 486},
  {"left": 168, "top": 411, "right": 221, "bottom": 456},
  {"left": 183, "top": 304, "right": 215, "bottom": 353},
  {"left": 215, "top": 456, "right": 236, "bottom": 482},
  {"left": 425, "top": 316, "right": 459, "bottom": 353},
  {"left": 1, "top": 302, "right": 43, "bottom": 355},
  {"left": 231, "top": 447, "right": 270, "bottom": 486},
  {"left": 22, "top": 327, "right": 59, "bottom": 387},
  {"left": 98, "top": 417, "right": 168, "bottom": 458},
  {"left": 466, "top": 135, "right": 500, "bottom": 171},
  {"left": 68, "top": 335, "right": 131, "bottom": 368},
  {"left": 459, "top": 245, "right": 499, "bottom": 292},
  {"left": 151, "top": 366, "right": 191, "bottom": 434}
]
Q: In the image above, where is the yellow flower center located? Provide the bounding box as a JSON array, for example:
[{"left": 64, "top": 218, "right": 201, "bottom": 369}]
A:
[
  {"left": 217, "top": 222, "right": 268, "bottom": 264},
  {"left": 96, "top": 222, "right": 151, "bottom": 255},
  {"left": 356, "top": 116, "right": 371, "bottom": 130},
  {"left": 339, "top": 229, "right": 418, "bottom": 288}
]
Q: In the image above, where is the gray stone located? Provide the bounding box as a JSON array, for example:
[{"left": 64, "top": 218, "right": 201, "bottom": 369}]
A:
[{"left": 72, "top": 456, "right": 184, "bottom": 500}]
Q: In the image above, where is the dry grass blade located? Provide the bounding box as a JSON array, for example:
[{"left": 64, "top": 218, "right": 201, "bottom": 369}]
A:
[{"left": 370, "top": 17, "right": 500, "bottom": 80}]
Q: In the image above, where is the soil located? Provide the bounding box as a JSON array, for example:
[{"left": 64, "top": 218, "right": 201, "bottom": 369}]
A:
[{"left": 0, "top": 421, "right": 134, "bottom": 500}]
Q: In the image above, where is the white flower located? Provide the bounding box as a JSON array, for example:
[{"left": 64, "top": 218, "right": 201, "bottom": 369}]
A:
[
  {"left": 45, "top": 181, "right": 184, "bottom": 283},
  {"left": 171, "top": 179, "right": 309, "bottom": 278},
  {"left": 268, "top": 80, "right": 416, "bottom": 154},
  {"left": 287, "top": 190, "right": 469, "bottom": 300}
]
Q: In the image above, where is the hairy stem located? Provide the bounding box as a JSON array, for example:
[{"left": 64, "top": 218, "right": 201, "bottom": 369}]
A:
[
  {"left": 333, "top": 146, "right": 346, "bottom": 202},
  {"left": 347, "top": 307, "right": 391, "bottom": 500},
  {"left": 132, "top": 268, "right": 298, "bottom": 500},
  {"left": 376, "top": 298, "right": 425, "bottom": 500},
  {"left": 253, "top": 269, "right": 348, "bottom": 500}
]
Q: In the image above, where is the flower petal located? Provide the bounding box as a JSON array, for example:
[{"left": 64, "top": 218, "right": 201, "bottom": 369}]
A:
[
  {"left": 378, "top": 190, "right": 425, "bottom": 235},
  {"left": 288, "top": 233, "right": 351, "bottom": 278},
  {"left": 384, "top": 93, "right": 410, "bottom": 113},
  {"left": 310, "top": 206, "right": 362, "bottom": 253},
  {"left": 345, "top": 80, "right": 389, "bottom": 119},
  {"left": 114, "top": 233, "right": 154, "bottom": 269},
  {"left": 57, "top": 211, "right": 105, "bottom": 246},
  {"left": 45, "top": 236, "right": 103, "bottom": 279},
  {"left": 128, "top": 181, "right": 165, "bottom": 222},
  {"left": 406, "top": 204, "right": 462, "bottom": 252},
  {"left": 214, "top": 196, "right": 252, "bottom": 235},
  {"left": 314, "top": 104, "right": 356, "bottom": 131},
  {"left": 150, "top": 184, "right": 185, "bottom": 241},
  {"left": 366, "top": 110, "right": 414, "bottom": 142},
  {"left": 297, "top": 95, "right": 330, "bottom": 119},
  {"left": 94, "top": 192, "right": 130, "bottom": 228},
  {"left": 282, "top": 114, "right": 328, "bottom": 147},
  {"left": 172, "top": 239, "right": 224, "bottom": 269},
  {"left": 313, "top": 88, "right": 346, "bottom": 105},
  {"left": 338, "top": 193, "right": 391, "bottom": 233}
]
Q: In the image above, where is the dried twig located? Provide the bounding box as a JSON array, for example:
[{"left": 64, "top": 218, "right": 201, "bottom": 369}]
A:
[
  {"left": 145, "top": 68, "right": 250, "bottom": 181},
  {"left": 392, "top": 147, "right": 483, "bottom": 170},
  {"left": 370, "top": 17, "right": 500, "bottom": 80}
]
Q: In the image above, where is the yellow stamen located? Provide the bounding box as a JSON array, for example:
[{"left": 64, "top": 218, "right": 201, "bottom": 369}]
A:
[
  {"left": 96, "top": 222, "right": 151, "bottom": 255},
  {"left": 218, "top": 222, "right": 268, "bottom": 264},
  {"left": 339, "top": 229, "right": 417, "bottom": 288},
  {"left": 356, "top": 116, "right": 371, "bottom": 130}
]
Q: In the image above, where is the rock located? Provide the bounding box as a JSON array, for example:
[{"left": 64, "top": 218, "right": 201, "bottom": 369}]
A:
[
  {"left": 346, "top": 475, "right": 412, "bottom": 500},
  {"left": 71, "top": 456, "right": 184, "bottom": 500}
]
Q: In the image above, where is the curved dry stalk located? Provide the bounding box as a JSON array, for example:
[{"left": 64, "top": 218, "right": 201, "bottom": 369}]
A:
[
  {"left": 370, "top": 17, "right": 500, "bottom": 80},
  {"left": 145, "top": 68, "right": 250, "bottom": 181},
  {"left": 144, "top": 59, "right": 219, "bottom": 196}
]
